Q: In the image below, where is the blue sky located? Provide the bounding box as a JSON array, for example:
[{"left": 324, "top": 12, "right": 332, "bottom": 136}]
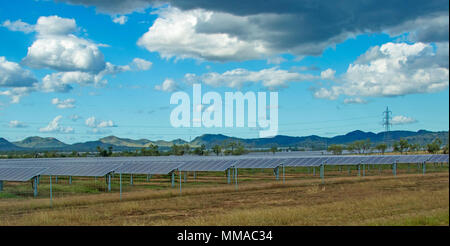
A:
[{"left": 0, "top": 0, "right": 448, "bottom": 143}]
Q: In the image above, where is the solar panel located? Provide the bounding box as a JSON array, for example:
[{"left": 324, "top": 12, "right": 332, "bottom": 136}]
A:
[
  {"left": 178, "top": 160, "right": 235, "bottom": 171},
  {"left": 324, "top": 156, "right": 366, "bottom": 165},
  {"left": 0, "top": 167, "right": 46, "bottom": 181},
  {"left": 115, "top": 161, "right": 183, "bottom": 174},
  {"left": 234, "top": 158, "right": 281, "bottom": 168},
  {"left": 40, "top": 164, "right": 120, "bottom": 177},
  {"left": 396, "top": 155, "right": 430, "bottom": 164},
  {"left": 277, "top": 157, "right": 325, "bottom": 167},
  {"left": 426, "top": 154, "right": 449, "bottom": 163}
]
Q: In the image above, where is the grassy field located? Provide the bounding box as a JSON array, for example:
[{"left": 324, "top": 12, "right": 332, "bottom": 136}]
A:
[{"left": 0, "top": 167, "right": 448, "bottom": 226}]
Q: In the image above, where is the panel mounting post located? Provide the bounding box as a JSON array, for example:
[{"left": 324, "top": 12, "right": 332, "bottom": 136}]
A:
[
  {"left": 34, "top": 176, "right": 38, "bottom": 197},
  {"left": 171, "top": 172, "right": 175, "bottom": 188},
  {"left": 422, "top": 161, "right": 426, "bottom": 175},
  {"left": 179, "top": 170, "right": 182, "bottom": 195}
]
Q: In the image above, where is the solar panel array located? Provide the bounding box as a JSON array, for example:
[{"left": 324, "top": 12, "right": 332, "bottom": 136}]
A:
[
  {"left": 115, "top": 161, "right": 183, "bottom": 174},
  {"left": 0, "top": 154, "right": 448, "bottom": 181},
  {"left": 0, "top": 167, "right": 46, "bottom": 181},
  {"left": 426, "top": 154, "right": 449, "bottom": 163},
  {"left": 177, "top": 160, "right": 236, "bottom": 171}
]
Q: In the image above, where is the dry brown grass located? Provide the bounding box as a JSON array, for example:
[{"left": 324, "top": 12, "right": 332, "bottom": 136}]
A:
[{"left": 0, "top": 172, "right": 448, "bottom": 226}]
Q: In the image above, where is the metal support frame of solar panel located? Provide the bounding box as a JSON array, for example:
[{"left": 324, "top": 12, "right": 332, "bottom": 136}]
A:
[
  {"left": 426, "top": 154, "right": 449, "bottom": 163},
  {"left": 177, "top": 160, "right": 236, "bottom": 171},
  {"left": 0, "top": 167, "right": 47, "bottom": 181},
  {"left": 115, "top": 161, "right": 183, "bottom": 175}
]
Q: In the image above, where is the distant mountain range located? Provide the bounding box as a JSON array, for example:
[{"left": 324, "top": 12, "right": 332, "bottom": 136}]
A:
[{"left": 0, "top": 130, "right": 448, "bottom": 152}]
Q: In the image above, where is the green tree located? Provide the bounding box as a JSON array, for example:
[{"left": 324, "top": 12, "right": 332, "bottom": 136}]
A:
[
  {"left": 328, "top": 144, "right": 343, "bottom": 155},
  {"left": 212, "top": 144, "right": 222, "bottom": 156},
  {"left": 393, "top": 139, "right": 409, "bottom": 154},
  {"left": 375, "top": 143, "right": 387, "bottom": 154},
  {"left": 427, "top": 138, "right": 442, "bottom": 154},
  {"left": 193, "top": 144, "right": 206, "bottom": 155},
  {"left": 270, "top": 145, "right": 278, "bottom": 155},
  {"left": 409, "top": 143, "right": 421, "bottom": 153},
  {"left": 347, "top": 139, "right": 371, "bottom": 154}
]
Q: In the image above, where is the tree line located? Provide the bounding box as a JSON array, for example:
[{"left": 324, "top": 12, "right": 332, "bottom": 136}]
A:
[{"left": 327, "top": 138, "right": 448, "bottom": 155}]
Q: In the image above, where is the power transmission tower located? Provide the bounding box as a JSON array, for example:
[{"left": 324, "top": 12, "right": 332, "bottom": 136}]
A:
[{"left": 382, "top": 106, "right": 392, "bottom": 145}]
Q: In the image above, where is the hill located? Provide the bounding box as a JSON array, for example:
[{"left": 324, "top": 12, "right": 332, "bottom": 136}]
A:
[
  {"left": 0, "top": 138, "right": 25, "bottom": 151},
  {"left": 13, "top": 136, "right": 68, "bottom": 149},
  {"left": 0, "top": 130, "right": 448, "bottom": 152}
]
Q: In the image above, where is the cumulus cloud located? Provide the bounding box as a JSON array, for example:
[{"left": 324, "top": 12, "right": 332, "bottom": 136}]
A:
[
  {"left": 0, "top": 87, "right": 36, "bottom": 103},
  {"left": 184, "top": 67, "right": 316, "bottom": 89},
  {"left": 39, "top": 115, "right": 74, "bottom": 133},
  {"left": 23, "top": 35, "right": 106, "bottom": 73},
  {"left": 132, "top": 58, "right": 152, "bottom": 70},
  {"left": 137, "top": 7, "right": 271, "bottom": 61},
  {"left": 40, "top": 62, "right": 129, "bottom": 92},
  {"left": 343, "top": 97, "right": 367, "bottom": 104},
  {"left": 52, "top": 98, "right": 76, "bottom": 108},
  {"left": 9, "top": 120, "right": 27, "bottom": 128},
  {"left": 85, "top": 116, "right": 117, "bottom": 128},
  {"left": 320, "top": 68, "right": 336, "bottom": 80},
  {"left": 35, "top": 15, "right": 77, "bottom": 36},
  {"left": 112, "top": 15, "right": 128, "bottom": 25},
  {"left": 0, "top": 57, "right": 37, "bottom": 88},
  {"left": 154, "top": 78, "right": 180, "bottom": 92},
  {"left": 1, "top": 15, "right": 135, "bottom": 101},
  {"left": 58, "top": 0, "right": 448, "bottom": 61},
  {"left": 1, "top": 19, "right": 34, "bottom": 33},
  {"left": 392, "top": 115, "right": 418, "bottom": 125},
  {"left": 314, "top": 42, "right": 449, "bottom": 100},
  {"left": 387, "top": 14, "right": 449, "bottom": 43},
  {"left": 3, "top": 16, "right": 107, "bottom": 74}
]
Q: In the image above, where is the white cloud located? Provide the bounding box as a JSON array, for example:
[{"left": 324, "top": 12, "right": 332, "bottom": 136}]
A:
[
  {"left": 2, "top": 16, "right": 132, "bottom": 102},
  {"left": 320, "top": 68, "right": 336, "bottom": 80},
  {"left": 343, "top": 97, "right": 367, "bottom": 104},
  {"left": 9, "top": 120, "right": 27, "bottom": 128},
  {"left": 154, "top": 78, "right": 180, "bottom": 92},
  {"left": 68, "top": 114, "right": 81, "bottom": 121},
  {"left": 137, "top": 7, "right": 269, "bottom": 62},
  {"left": 23, "top": 35, "right": 106, "bottom": 72},
  {"left": 132, "top": 58, "right": 152, "bottom": 70},
  {"left": 185, "top": 67, "right": 316, "bottom": 89},
  {"left": 39, "top": 115, "right": 74, "bottom": 133},
  {"left": 85, "top": 116, "right": 117, "bottom": 128},
  {"left": 35, "top": 16, "right": 77, "bottom": 36},
  {"left": 40, "top": 62, "right": 130, "bottom": 92},
  {"left": 314, "top": 42, "right": 449, "bottom": 100},
  {"left": 52, "top": 1, "right": 449, "bottom": 62},
  {"left": 1, "top": 19, "right": 34, "bottom": 33},
  {"left": 112, "top": 15, "right": 128, "bottom": 25},
  {"left": 0, "top": 87, "right": 36, "bottom": 103},
  {"left": 392, "top": 115, "right": 418, "bottom": 125},
  {"left": 0, "top": 56, "right": 37, "bottom": 87},
  {"left": 52, "top": 98, "right": 76, "bottom": 108}
]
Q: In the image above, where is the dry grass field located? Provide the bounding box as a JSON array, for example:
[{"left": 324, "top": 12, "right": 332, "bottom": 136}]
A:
[{"left": 0, "top": 170, "right": 448, "bottom": 226}]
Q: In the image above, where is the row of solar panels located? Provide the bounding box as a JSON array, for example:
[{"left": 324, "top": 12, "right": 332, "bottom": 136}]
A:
[{"left": 0, "top": 154, "right": 448, "bottom": 182}]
